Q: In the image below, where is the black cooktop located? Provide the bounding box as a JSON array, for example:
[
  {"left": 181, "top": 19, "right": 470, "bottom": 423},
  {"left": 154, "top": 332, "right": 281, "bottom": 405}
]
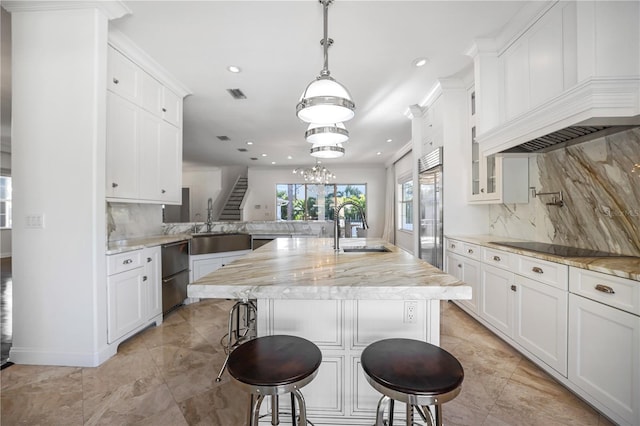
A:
[{"left": 491, "top": 241, "right": 633, "bottom": 258}]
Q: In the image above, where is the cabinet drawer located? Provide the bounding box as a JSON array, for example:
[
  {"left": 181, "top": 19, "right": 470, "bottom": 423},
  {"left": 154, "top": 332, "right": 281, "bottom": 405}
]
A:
[
  {"left": 570, "top": 268, "right": 640, "bottom": 316},
  {"left": 483, "top": 247, "right": 512, "bottom": 270},
  {"left": 446, "top": 239, "right": 463, "bottom": 255},
  {"left": 516, "top": 255, "right": 568, "bottom": 290},
  {"left": 107, "top": 250, "right": 143, "bottom": 275},
  {"left": 462, "top": 242, "right": 481, "bottom": 260}
]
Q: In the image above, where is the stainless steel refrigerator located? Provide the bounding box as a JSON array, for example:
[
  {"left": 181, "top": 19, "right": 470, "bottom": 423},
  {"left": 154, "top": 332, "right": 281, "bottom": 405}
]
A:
[{"left": 418, "top": 147, "right": 443, "bottom": 269}]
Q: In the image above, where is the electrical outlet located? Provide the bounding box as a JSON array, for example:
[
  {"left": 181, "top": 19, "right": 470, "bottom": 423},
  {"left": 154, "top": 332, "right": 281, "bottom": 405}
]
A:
[{"left": 404, "top": 301, "right": 418, "bottom": 323}]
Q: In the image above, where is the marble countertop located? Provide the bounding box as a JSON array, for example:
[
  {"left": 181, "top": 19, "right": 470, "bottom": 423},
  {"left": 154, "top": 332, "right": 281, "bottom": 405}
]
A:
[
  {"left": 188, "top": 238, "right": 470, "bottom": 300},
  {"left": 448, "top": 235, "right": 640, "bottom": 282},
  {"left": 106, "top": 234, "right": 192, "bottom": 255}
]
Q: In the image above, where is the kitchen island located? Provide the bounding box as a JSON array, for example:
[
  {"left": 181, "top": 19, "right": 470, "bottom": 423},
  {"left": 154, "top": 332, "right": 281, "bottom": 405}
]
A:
[{"left": 189, "top": 237, "right": 470, "bottom": 425}]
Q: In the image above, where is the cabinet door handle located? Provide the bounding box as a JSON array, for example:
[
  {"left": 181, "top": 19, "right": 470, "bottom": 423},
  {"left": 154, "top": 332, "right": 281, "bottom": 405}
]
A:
[
  {"left": 510, "top": 285, "right": 516, "bottom": 292},
  {"left": 143, "top": 275, "right": 148, "bottom": 281},
  {"left": 467, "top": 249, "right": 474, "bottom": 254},
  {"left": 480, "top": 188, "right": 485, "bottom": 193},
  {"left": 451, "top": 244, "right": 456, "bottom": 249},
  {"left": 595, "top": 284, "right": 615, "bottom": 294},
  {"left": 162, "top": 107, "right": 167, "bottom": 112},
  {"left": 493, "top": 255, "right": 501, "bottom": 262},
  {"left": 532, "top": 266, "right": 544, "bottom": 274},
  {"left": 112, "top": 77, "right": 119, "bottom": 84},
  {"left": 112, "top": 182, "right": 119, "bottom": 188},
  {"left": 147, "top": 257, "right": 152, "bottom": 263},
  {"left": 457, "top": 264, "right": 462, "bottom": 268},
  {"left": 122, "top": 259, "right": 133, "bottom": 265}
]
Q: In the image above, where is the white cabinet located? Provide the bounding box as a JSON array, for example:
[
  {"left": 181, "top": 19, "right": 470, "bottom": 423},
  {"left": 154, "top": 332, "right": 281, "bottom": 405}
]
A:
[
  {"left": 467, "top": 86, "right": 529, "bottom": 204},
  {"left": 106, "top": 45, "right": 184, "bottom": 205},
  {"left": 106, "top": 247, "right": 163, "bottom": 345},
  {"left": 514, "top": 274, "right": 567, "bottom": 375},
  {"left": 479, "top": 263, "right": 515, "bottom": 337},
  {"left": 568, "top": 267, "right": 640, "bottom": 426},
  {"left": 445, "top": 245, "right": 481, "bottom": 315},
  {"left": 568, "top": 293, "right": 639, "bottom": 426}
]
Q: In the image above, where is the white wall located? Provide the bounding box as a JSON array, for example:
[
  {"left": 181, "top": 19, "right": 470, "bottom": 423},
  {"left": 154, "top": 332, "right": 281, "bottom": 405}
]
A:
[
  {"left": 245, "top": 165, "right": 386, "bottom": 238},
  {"left": 10, "top": 6, "right": 111, "bottom": 366},
  {"left": 181, "top": 165, "right": 247, "bottom": 221}
]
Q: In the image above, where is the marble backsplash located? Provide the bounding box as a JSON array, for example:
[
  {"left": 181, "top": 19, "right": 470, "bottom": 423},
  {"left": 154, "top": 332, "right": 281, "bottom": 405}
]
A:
[
  {"left": 489, "top": 127, "right": 640, "bottom": 256},
  {"left": 107, "top": 202, "right": 163, "bottom": 242}
]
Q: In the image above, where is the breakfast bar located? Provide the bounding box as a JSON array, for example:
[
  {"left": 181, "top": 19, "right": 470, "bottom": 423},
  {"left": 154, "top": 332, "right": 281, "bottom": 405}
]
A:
[{"left": 188, "top": 237, "right": 470, "bottom": 425}]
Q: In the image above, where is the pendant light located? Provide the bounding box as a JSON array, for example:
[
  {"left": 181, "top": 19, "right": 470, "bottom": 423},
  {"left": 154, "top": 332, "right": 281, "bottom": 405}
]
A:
[
  {"left": 296, "top": 0, "right": 355, "bottom": 124},
  {"left": 305, "top": 122, "right": 349, "bottom": 145},
  {"left": 310, "top": 143, "right": 345, "bottom": 159},
  {"left": 293, "top": 161, "right": 337, "bottom": 183}
]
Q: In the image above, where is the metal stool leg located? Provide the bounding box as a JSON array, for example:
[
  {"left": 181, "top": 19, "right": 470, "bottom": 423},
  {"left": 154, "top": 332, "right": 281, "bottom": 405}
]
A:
[
  {"left": 374, "top": 395, "right": 391, "bottom": 426},
  {"left": 271, "top": 395, "right": 279, "bottom": 425},
  {"left": 249, "top": 394, "right": 265, "bottom": 426},
  {"left": 216, "top": 301, "right": 257, "bottom": 382},
  {"left": 405, "top": 403, "right": 414, "bottom": 426},
  {"left": 292, "top": 388, "right": 307, "bottom": 426},
  {"left": 290, "top": 393, "right": 296, "bottom": 425},
  {"left": 388, "top": 399, "right": 394, "bottom": 425}
]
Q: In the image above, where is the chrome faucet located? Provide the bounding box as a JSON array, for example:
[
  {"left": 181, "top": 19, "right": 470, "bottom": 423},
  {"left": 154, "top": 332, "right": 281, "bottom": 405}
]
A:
[
  {"left": 334, "top": 200, "right": 369, "bottom": 252},
  {"left": 206, "top": 197, "right": 214, "bottom": 232}
]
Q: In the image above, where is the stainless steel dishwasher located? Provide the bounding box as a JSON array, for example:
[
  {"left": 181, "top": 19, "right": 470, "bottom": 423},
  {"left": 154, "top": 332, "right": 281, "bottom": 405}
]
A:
[{"left": 161, "top": 240, "right": 189, "bottom": 314}]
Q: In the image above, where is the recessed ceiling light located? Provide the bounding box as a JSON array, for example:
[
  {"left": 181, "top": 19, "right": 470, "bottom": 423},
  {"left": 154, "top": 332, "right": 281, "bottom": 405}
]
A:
[
  {"left": 246, "top": 141, "right": 253, "bottom": 145},
  {"left": 412, "top": 57, "right": 429, "bottom": 67},
  {"left": 261, "top": 153, "right": 267, "bottom": 157},
  {"left": 376, "top": 152, "right": 382, "bottom": 155},
  {"left": 271, "top": 161, "right": 276, "bottom": 165},
  {"left": 287, "top": 155, "right": 293, "bottom": 160},
  {"left": 386, "top": 138, "right": 393, "bottom": 143},
  {"left": 227, "top": 65, "right": 241, "bottom": 73}
]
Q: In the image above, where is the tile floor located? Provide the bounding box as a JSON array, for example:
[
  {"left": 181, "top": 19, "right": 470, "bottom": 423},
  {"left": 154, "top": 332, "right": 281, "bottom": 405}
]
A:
[{"left": 1, "top": 299, "right": 615, "bottom": 425}]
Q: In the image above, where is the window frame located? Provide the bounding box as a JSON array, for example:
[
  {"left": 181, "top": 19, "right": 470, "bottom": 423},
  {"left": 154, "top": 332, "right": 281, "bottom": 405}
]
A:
[
  {"left": 0, "top": 176, "right": 12, "bottom": 230},
  {"left": 397, "top": 177, "right": 413, "bottom": 232}
]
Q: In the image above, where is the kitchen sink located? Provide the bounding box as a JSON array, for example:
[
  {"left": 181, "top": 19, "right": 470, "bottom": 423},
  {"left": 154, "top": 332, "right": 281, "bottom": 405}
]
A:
[
  {"left": 190, "top": 233, "right": 251, "bottom": 255},
  {"left": 342, "top": 245, "right": 391, "bottom": 253}
]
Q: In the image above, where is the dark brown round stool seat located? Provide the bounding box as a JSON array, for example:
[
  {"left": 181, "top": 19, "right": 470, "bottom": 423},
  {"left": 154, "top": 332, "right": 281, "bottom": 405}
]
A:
[
  {"left": 228, "top": 334, "right": 322, "bottom": 387},
  {"left": 361, "top": 338, "right": 464, "bottom": 426},
  {"left": 227, "top": 335, "right": 322, "bottom": 426}
]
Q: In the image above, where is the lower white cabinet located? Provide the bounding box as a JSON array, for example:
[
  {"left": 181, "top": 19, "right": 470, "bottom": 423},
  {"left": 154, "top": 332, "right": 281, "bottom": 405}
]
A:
[
  {"left": 514, "top": 274, "right": 567, "bottom": 375},
  {"left": 107, "top": 247, "right": 162, "bottom": 344},
  {"left": 479, "top": 263, "right": 515, "bottom": 337},
  {"left": 568, "top": 293, "right": 640, "bottom": 426},
  {"left": 445, "top": 251, "right": 481, "bottom": 315}
]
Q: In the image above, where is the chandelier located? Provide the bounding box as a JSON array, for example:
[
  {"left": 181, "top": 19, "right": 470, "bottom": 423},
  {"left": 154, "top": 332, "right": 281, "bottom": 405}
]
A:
[
  {"left": 292, "top": 161, "right": 336, "bottom": 184},
  {"left": 297, "top": 0, "right": 354, "bottom": 158}
]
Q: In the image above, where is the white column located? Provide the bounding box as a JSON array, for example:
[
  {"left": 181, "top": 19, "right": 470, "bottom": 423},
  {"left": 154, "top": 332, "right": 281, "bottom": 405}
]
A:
[{"left": 7, "top": 2, "right": 129, "bottom": 366}]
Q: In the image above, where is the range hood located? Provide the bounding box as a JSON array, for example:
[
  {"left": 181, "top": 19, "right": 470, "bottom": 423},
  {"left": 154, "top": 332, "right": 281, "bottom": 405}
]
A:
[{"left": 479, "top": 77, "right": 640, "bottom": 156}]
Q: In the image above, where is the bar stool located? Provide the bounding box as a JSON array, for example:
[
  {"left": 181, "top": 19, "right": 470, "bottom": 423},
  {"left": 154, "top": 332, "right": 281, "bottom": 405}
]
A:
[
  {"left": 361, "top": 338, "right": 464, "bottom": 426},
  {"left": 215, "top": 299, "right": 257, "bottom": 382},
  {"left": 227, "top": 334, "right": 322, "bottom": 426}
]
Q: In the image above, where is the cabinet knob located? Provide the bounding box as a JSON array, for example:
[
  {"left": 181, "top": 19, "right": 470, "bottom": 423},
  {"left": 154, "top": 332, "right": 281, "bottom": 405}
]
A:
[
  {"left": 451, "top": 244, "right": 456, "bottom": 249},
  {"left": 112, "top": 182, "right": 119, "bottom": 188},
  {"left": 113, "top": 78, "right": 119, "bottom": 84},
  {"left": 122, "top": 259, "right": 133, "bottom": 265},
  {"left": 532, "top": 266, "right": 544, "bottom": 274},
  {"left": 493, "top": 255, "right": 501, "bottom": 262},
  {"left": 467, "top": 249, "right": 474, "bottom": 254},
  {"left": 147, "top": 257, "right": 152, "bottom": 263},
  {"left": 510, "top": 285, "right": 516, "bottom": 292},
  {"left": 161, "top": 189, "right": 166, "bottom": 194},
  {"left": 457, "top": 264, "right": 462, "bottom": 268},
  {"left": 595, "top": 284, "right": 615, "bottom": 294},
  {"left": 143, "top": 275, "right": 148, "bottom": 281},
  {"left": 162, "top": 107, "right": 167, "bottom": 112},
  {"left": 481, "top": 188, "right": 485, "bottom": 193}
]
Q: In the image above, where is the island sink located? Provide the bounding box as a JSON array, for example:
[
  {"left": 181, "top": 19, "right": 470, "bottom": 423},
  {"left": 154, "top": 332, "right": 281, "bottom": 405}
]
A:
[{"left": 341, "top": 245, "right": 391, "bottom": 253}]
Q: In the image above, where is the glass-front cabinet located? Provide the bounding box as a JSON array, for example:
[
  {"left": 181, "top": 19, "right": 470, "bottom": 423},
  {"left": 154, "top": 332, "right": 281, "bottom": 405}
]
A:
[{"left": 469, "top": 87, "right": 501, "bottom": 202}]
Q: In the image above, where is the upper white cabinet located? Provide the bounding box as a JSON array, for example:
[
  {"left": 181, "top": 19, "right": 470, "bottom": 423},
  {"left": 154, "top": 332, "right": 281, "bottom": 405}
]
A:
[
  {"left": 471, "top": 1, "right": 640, "bottom": 156},
  {"left": 106, "top": 37, "right": 189, "bottom": 205},
  {"left": 467, "top": 86, "right": 529, "bottom": 204}
]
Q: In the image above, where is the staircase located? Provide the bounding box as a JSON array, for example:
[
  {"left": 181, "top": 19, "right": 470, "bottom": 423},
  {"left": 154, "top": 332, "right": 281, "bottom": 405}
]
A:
[{"left": 218, "top": 176, "right": 248, "bottom": 221}]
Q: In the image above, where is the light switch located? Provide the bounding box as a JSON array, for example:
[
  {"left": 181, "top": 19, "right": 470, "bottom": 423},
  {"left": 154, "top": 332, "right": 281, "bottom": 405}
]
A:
[{"left": 25, "top": 213, "right": 45, "bottom": 229}]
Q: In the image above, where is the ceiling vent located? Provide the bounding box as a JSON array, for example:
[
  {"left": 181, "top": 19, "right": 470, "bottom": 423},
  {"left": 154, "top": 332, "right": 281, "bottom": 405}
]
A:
[
  {"left": 237, "top": 148, "right": 248, "bottom": 152},
  {"left": 217, "top": 135, "right": 231, "bottom": 141},
  {"left": 227, "top": 88, "right": 247, "bottom": 100},
  {"left": 250, "top": 157, "right": 258, "bottom": 161}
]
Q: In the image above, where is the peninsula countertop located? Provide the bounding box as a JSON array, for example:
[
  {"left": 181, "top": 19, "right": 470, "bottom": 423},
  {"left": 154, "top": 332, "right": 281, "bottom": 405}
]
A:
[{"left": 188, "top": 237, "right": 470, "bottom": 300}]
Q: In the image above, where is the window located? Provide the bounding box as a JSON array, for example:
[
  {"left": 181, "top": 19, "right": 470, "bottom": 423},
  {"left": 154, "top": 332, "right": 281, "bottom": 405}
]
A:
[
  {"left": 0, "top": 176, "right": 11, "bottom": 229},
  {"left": 276, "top": 183, "right": 366, "bottom": 224},
  {"left": 398, "top": 179, "right": 413, "bottom": 231}
]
